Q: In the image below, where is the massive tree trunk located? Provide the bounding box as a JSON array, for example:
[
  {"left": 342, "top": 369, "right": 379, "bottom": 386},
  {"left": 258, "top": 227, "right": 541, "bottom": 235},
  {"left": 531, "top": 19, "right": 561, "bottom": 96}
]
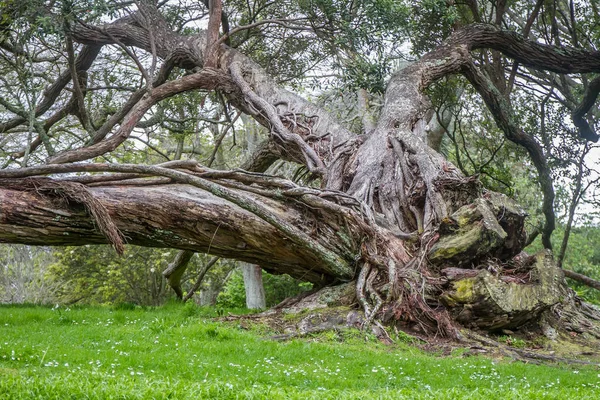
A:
[{"left": 1, "top": 2, "right": 600, "bottom": 340}]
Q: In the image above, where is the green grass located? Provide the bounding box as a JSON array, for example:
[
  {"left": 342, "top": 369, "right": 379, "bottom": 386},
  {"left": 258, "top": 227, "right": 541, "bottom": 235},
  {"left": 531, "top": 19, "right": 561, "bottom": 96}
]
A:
[{"left": 1, "top": 304, "right": 599, "bottom": 399}]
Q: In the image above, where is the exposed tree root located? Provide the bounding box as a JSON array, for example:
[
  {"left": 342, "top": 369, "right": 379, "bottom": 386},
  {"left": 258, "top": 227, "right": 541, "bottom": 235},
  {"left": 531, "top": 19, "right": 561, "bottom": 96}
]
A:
[
  {"left": 220, "top": 300, "right": 600, "bottom": 366},
  {"left": 463, "top": 331, "right": 600, "bottom": 366}
]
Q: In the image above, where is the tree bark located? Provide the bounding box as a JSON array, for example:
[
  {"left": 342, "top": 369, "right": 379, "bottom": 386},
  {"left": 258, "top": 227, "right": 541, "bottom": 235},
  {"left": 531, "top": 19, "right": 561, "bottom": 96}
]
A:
[
  {"left": 242, "top": 263, "right": 266, "bottom": 309},
  {"left": 564, "top": 269, "right": 600, "bottom": 292},
  {"left": 0, "top": 181, "right": 353, "bottom": 284}
]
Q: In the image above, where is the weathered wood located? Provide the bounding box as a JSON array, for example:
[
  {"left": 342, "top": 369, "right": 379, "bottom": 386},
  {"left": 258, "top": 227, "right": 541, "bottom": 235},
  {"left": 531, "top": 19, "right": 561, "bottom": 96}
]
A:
[
  {"left": 0, "top": 184, "right": 354, "bottom": 284},
  {"left": 441, "top": 268, "right": 480, "bottom": 281},
  {"left": 441, "top": 251, "right": 568, "bottom": 330},
  {"left": 429, "top": 193, "right": 527, "bottom": 266}
]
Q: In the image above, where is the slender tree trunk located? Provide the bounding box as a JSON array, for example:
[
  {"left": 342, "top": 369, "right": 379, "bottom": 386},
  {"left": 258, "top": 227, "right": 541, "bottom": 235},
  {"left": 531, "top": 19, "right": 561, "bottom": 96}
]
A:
[{"left": 242, "top": 262, "right": 266, "bottom": 309}]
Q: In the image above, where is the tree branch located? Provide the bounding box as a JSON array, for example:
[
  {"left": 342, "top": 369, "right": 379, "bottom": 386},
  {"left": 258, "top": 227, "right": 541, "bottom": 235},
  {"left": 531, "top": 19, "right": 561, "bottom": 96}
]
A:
[
  {"left": 506, "top": 0, "right": 545, "bottom": 93},
  {"left": 204, "top": 0, "right": 222, "bottom": 68},
  {"left": 47, "top": 68, "right": 232, "bottom": 164},
  {"left": 461, "top": 61, "right": 556, "bottom": 249},
  {"left": 0, "top": 162, "right": 354, "bottom": 279},
  {"left": 564, "top": 269, "right": 600, "bottom": 292},
  {"left": 162, "top": 249, "right": 195, "bottom": 299},
  {"left": 230, "top": 62, "right": 326, "bottom": 174},
  {"left": 0, "top": 45, "right": 101, "bottom": 134},
  {"left": 572, "top": 76, "right": 600, "bottom": 142},
  {"left": 65, "top": 32, "right": 93, "bottom": 135},
  {"left": 183, "top": 256, "right": 219, "bottom": 302},
  {"left": 453, "top": 24, "right": 600, "bottom": 74}
]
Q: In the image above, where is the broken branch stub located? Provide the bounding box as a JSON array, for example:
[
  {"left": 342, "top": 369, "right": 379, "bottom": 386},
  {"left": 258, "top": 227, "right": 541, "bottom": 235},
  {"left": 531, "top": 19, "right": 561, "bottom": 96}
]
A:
[
  {"left": 428, "top": 192, "right": 527, "bottom": 267},
  {"left": 441, "top": 250, "right": 568, "bottom": 330}
]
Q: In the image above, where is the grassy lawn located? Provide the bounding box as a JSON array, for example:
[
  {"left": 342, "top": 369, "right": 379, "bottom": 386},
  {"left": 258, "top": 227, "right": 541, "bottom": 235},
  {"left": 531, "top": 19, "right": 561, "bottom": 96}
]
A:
[{"left": 1, "top": 303, "right": 599, "bottom": 399}]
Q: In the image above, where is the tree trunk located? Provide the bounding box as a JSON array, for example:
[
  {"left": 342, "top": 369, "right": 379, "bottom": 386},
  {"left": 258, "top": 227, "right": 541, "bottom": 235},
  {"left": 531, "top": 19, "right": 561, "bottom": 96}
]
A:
[
  {"left": 0, "top": 181, "right": 354, "bottom": 284},
  {"left": 199, "top": 287, "right": 218, "bottom": 306},
  {"left": 242, "top": 263, "right": 266, "bottom": 309}
]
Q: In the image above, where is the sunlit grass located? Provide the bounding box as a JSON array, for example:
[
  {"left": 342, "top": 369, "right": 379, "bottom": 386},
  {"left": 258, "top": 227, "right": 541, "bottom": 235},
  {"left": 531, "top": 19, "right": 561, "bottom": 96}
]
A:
[{"left": 1, "top": 304, "right": 599, "bottom": 399}]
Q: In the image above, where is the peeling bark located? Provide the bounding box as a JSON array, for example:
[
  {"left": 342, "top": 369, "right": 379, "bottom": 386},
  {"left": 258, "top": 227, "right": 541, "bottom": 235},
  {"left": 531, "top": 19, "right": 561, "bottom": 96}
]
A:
[{"left": 0, "top": 183, "right": 353, "bottom": 284}]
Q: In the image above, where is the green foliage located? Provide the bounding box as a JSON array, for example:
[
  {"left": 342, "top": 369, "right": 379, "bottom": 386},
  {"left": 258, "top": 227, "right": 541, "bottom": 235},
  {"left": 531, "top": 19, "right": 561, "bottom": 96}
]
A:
[
  {"left": 216, "top": 269, "right": 313, "bottom": 308},
  {"left": 49, "top": 246, "right": 232, "bottom": 306},
  {"left": 50, "top": 245, "right": 174, "bottom": 306},
  {"left": 47, "top": 245, "right": 313, "bottom": 309},
  {"left": 429, "top": 78, "right": 534, "bottom": 199},
  {"left": 339, "top": 58, "right": 391, "bottom": 95},
  {"left": 1, "top": 305, "right": 600, "bottom": 399},
  {"left": 291, "top": 0, "right": 410, "bottom": 93},
  {"left": 407, "top": 0, "right": 459, "bottom": 55},
  {"left": 215, "top": 269, "right": 246, "bottom": 308}
]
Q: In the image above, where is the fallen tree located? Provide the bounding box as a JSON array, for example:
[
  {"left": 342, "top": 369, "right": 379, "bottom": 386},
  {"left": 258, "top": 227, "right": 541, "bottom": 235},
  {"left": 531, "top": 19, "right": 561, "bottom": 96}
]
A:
[{"left": 1, "top": 0, "right": 600, "bottom": 341}]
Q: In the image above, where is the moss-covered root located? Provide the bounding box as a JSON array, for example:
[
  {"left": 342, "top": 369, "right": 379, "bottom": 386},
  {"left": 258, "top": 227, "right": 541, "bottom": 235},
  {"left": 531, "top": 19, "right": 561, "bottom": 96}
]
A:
[{"left": 440, "top": 250, "right": 568, "bottom": 330}]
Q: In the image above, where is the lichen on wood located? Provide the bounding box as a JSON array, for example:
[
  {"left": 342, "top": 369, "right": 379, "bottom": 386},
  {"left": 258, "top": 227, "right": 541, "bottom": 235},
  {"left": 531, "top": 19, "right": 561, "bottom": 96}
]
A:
[{"left": 441, "top": 250, "right": 568, "bottom": 330}]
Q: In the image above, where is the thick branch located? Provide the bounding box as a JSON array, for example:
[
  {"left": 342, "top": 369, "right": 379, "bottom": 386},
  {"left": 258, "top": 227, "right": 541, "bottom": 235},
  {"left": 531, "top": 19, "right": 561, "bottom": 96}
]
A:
[
  {"left": 0, "top": 178, "right": 124, "bottom": 254},
  {"left": 69, "top": 7, "right": 355, "bottom": 175},
  {"left": 47, "top": 69, "right": 232, "bottom": 164},
  {"left": 572, "top": 76, "right": 600, "bottom": 142},
  {"left": 0, "top": 182, "right": 346, "bottom": 284},
  {"left": 0, "top": 162, "right": 355, "bottom": 279},
  {"left": 230, "top": 62, "right": 326, "bottom": 173},
  {"left": 458, "top": 24, "right": 600, "bottom": 74},
  {"left": 163, "top": 249, "right": 194, "bottom": 299}
]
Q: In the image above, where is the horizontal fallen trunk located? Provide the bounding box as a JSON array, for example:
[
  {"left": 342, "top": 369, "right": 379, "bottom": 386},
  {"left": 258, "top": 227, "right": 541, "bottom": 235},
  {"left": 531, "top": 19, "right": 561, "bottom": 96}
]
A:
[{"left": 0, "top": 183, "right": 355, "bottom": 284}]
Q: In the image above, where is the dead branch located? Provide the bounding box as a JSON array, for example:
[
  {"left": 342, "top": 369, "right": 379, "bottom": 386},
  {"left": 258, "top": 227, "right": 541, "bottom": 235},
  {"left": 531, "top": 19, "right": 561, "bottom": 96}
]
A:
[
  {"left": 564, "top": 269, "right": 600, "bottom": 292},
  {"left": 183, "top": 256, "right": 220, "bottom": 302}
]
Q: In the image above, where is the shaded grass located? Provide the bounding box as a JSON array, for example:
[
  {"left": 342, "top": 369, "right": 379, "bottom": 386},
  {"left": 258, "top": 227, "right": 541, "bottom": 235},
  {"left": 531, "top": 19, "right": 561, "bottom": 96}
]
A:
[{"left": 1, "top": 304, "right": 599, "bottom": 399}]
